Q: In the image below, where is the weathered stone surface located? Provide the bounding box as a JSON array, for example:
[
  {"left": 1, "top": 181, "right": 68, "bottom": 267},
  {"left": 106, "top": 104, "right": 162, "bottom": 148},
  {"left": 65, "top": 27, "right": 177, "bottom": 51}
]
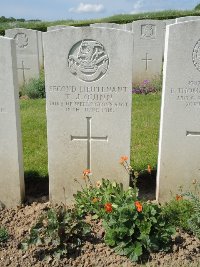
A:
[
  {"left": 0, "top": 36, "right": 24, "bottom": 207},
  {"left": 176, "top": 16, "right": 200, "bottom": 23},
  {"left": 37, "top": 31, "right": 44, "bottom": 66},
  {"left": 163, "top": 19, "right": 176, "bottom": 25},
  {"left": 157, "top": 21, "right": 200, "bottom": 202},
  {"left": 47, "top": 25, "right": 71, "bottom": 31},
  {"left": 5, "top": 28, "right": 40, "bottom": 86},
  {"left": 43, "top": 27, "right": 133, "bottom": 203},
  {"left": 90, "top": 23, "right": 125, "bottom": 30}
]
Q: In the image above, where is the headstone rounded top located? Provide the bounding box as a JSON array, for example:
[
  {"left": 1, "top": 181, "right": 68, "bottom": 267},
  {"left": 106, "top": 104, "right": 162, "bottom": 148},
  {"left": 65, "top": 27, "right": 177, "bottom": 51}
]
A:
[{"left": 68, "top": 39, "right": 109, "bottom": 82}]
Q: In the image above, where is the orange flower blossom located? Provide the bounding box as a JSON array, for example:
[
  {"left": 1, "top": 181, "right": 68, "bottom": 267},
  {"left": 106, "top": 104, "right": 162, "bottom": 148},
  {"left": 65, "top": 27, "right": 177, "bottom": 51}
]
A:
[
  {"left": 83, "top": 169, "right": 91, "bottom": 176},
  {"left": 176, "top": 194, "right": 183, "bottom": 201},
  {"left": 104, "top": 202, "right": 113, "bottom": 213},
  {"left": 147, "top": 164, "right": 152, "bottom": 174},
  {"left": 119, "top": 156, "right": 128, "bottom": 164},
  {"left": 135, "top": 201, "right": 143, "bottom": 212}
]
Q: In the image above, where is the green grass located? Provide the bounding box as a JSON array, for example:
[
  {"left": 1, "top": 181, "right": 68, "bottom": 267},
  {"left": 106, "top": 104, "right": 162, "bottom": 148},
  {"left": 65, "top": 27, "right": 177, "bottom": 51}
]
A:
[
  {"left": 20, "top": 93, "right": 161, "bottom": 178},
  {"left": 131, "top": 93, "right": 161, "bottom": 171},
  {"left": 20, "top": 99, "right": 47, "bottom": 178}
]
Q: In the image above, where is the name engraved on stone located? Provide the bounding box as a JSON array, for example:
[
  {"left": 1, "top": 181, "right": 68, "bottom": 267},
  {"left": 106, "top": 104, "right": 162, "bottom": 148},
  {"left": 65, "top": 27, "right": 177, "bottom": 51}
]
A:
[
  {"left": 0, "top": 107, "right": 6, "bottom": 113},
  {"left": 141, "top": 24, "right": 156, "bottom": 39},
  {"left": 192, "top": 39, "right": 200, "bottom": 72},
  {"left": 17, "top": 60, "right": 30, "bottom": 84},
  {"left": 14, "top": 33, "right": 28, "bottom": 48},
  {"left": 142, "top": 53, "right": 152, "bottom": 70},
  {"left": 68, "top": 39, "right": 109, "bottom": 82},
  {"left": 71, "top": 117, "right": 108, "bottom": 170},
  {"left": 170, "top": 80, "right": 200, "bottom": 107}
]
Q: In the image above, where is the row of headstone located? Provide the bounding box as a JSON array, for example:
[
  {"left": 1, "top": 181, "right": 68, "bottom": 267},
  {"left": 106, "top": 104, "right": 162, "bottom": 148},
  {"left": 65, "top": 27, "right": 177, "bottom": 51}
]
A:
[
  {"left": 46, "top": 21, "right": 166, "bottom": 86},
  {"left": 1, "top": 17, "right": 200, "bottom": 207},
  {"left": 5, "top": 28, "right": 44, "bottom": 86},
  {"left": 90, "top": 20, "right": 165, "bottom": 85}
]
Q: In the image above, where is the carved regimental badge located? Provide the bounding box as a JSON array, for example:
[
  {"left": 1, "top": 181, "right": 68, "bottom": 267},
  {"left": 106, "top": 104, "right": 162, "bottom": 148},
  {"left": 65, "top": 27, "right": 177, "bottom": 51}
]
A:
[
  {"left": 68, "top": 39, "right": 109, "bottom": 82},
  {"left": 192, "top": 40, "right": 200, "bottom": 72},
  {"left": 14, "top": 33, "right": 28, "bottom": 48},
  {"left": 141, "top": 24, "right": 156, "bottom": 39}
]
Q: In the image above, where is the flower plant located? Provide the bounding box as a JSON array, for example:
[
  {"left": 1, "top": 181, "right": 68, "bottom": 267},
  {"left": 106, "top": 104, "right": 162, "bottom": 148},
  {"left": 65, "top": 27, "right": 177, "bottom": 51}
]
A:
[
  {"left": 132, "top": 75, "right": 162, "bottom": 95},
  {"left": 21, "top": 206, "right": 91, "bottom": 259},
  {"left": 103, "top": 196, "right": 175, "bottom": 262},
  {"left": 0, "top": 227, "right": 9, "bottom": 243},
  {"left": 74, "top": 157, "right": 175, "bottom": 262}
]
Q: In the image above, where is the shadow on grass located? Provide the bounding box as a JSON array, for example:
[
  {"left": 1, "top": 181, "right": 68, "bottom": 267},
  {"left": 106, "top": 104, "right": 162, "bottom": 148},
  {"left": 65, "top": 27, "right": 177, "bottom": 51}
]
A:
[
  {"left": 130, "top": 169, "right": 157, "bottom": 201},
  {"left": 24, "top": 171, "right": 49, "bottom": 203}
]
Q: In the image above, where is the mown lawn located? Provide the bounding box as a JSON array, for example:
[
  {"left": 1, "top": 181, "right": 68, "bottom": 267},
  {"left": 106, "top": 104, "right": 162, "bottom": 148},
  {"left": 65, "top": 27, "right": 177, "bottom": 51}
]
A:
[
  {"left": 20, "top": 93, "right": 161, "bottom": 178},
  {"left": 20, "top": 99, "right": 48, "bottom": 178}
]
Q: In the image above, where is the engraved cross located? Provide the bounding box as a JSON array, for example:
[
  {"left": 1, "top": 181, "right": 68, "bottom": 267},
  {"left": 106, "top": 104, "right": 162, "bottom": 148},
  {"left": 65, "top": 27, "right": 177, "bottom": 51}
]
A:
[
  {"left": 142, "top": 53, "right": 152, "bottom": 70},
  {"left": 17, "top": 60, "right": 30, "bottom": 84},
  {"left": 71, "top": 117, "right": 108, "bottom": 170},
  {"left": 186, "top": 131, "right": 200, "bottom": 137}
]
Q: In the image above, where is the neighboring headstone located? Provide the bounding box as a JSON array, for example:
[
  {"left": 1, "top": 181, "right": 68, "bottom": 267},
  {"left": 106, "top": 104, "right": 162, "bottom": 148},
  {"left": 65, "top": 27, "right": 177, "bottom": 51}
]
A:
[
  {"left": 37, "top": 31, "right": 44, "bottom": 66},
  {"left": 47, "top": 25, "right": 70, "bottom": 31},
  {"left": 43, "top": 27, "right": 133, "bottom": 204},
  {"left": 157, "top": 21, "right": 200, "bottom": 202},
  {"left": 0, "top": 36, "right": 24, "bottom": 207},
  {"left": 5, "top": 28, "right": 40, "bottom": 86},
  {"left": 176, "top": 16, "right": 200, "bottom": 23},
  {"left": 125, "top": 22, "right": 133, "bottom": 31},
  {"left": 163, "top": 19, "right": 176, "bottom": 26},
  {"left": 132, "top": 20, "right": 165, "bottom": 85},
  {"left": 90, "top": 23, "right": 125, "bottom": 30}
]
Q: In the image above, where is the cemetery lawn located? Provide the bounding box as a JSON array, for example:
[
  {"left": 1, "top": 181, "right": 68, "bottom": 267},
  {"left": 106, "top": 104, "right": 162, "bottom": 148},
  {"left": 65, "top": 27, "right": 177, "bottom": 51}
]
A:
[
  {"left": 20, "top": 93, "right": 161, "bottom": 179},
  {"left": 131, "top": 93, "right": 161, "bottom": 171},
  {"left": 20, "top": 98, "right": 48, "bottom": 179}
]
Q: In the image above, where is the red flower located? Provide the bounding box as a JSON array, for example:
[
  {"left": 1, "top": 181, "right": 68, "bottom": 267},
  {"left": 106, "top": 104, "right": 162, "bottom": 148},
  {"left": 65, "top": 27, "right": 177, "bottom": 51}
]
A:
[
  {"left": 135, "top": 201, "right": 143, "bottom": 212},
  {"left": 176, "top": 194, "right": 183, "bottom": 201},
  {"left": 104, "top": 202, "right": 113, "bottom": 213},
  {"left": 83, "top": 169, "right": 91, "bottom": 176},
  {"left": 119, "top": 156, "right": 128, "bottom": 164}
]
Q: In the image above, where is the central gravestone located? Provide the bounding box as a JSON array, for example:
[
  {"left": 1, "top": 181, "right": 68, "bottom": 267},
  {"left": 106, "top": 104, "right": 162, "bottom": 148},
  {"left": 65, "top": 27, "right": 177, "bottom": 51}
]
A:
[{"left": 43, "top": 27, "right": 133, "bottom": 203}]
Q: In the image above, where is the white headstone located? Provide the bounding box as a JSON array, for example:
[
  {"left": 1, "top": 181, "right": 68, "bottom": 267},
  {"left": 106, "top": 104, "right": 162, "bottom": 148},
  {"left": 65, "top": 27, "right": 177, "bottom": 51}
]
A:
[
  {"left": 0, "top": 36, "right": 24, "bottom": 207},
  {"left": 163, "top": 19, "right": 176, "bottom": 26},
  {"left": 43, "top": 27, "right": 133, "bottom": 204},
  {"left": 5, "top": 28, "right": 40, "bottom": 86},
  {"left": 157, "top": 21, "right": 200, "bottom": 202},
  {"left": 47, "top": 25, "right": 70, "bottom": 31},
  {"left": 176, "top": 16, "right": 200, "bottom": 23},
  {"left": 90, "top": 23, "right": 125, "bottom": 30},
  {"left": 132, "top": 20, "right": 165, "bottom": 85},
  {"left": 125, "top": 22, "right": 133, "bottom": 31}
]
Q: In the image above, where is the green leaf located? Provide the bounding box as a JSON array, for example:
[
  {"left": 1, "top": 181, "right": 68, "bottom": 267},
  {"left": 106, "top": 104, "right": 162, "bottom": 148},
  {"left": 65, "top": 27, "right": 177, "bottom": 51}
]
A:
[
  {"left": 92, "top": 214, "right": 99, "bottom": 220},
  {"left": 128, "top": 242, "right": 143, "bottom": 262},
  {"left": 20, "top": 242, "right": 29, "bottom": 251}
]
